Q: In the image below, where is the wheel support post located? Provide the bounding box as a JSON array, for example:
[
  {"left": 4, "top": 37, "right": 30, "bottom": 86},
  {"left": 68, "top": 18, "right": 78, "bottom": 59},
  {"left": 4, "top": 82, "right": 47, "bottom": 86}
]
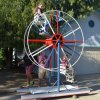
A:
[{"left": 57, "top": 41, "right": 60, "bottom": 92}]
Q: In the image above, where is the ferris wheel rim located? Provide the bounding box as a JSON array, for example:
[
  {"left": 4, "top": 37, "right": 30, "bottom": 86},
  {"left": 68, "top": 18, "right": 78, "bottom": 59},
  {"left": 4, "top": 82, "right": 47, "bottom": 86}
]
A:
[{"left": 24, "top": 10, "right": 84, "bottom": 72}]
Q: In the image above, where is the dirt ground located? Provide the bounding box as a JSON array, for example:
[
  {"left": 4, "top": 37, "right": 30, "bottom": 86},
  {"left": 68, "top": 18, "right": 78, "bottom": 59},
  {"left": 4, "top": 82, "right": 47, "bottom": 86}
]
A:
[{"left": 0, "top": 69, "right": 100, "bottom": 100}]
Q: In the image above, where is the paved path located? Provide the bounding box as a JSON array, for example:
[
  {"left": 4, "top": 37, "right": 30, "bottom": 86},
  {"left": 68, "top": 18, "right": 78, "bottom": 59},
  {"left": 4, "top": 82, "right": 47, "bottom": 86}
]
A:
[{"left": 0, "top": 70, "right": 100, "bottom": 100}]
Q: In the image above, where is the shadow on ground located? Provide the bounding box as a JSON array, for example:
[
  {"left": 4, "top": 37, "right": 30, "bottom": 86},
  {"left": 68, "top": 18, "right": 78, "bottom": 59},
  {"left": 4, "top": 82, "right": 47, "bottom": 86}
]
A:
[{"left": 0, "top": 70, "right": 100, "bottom": 100}]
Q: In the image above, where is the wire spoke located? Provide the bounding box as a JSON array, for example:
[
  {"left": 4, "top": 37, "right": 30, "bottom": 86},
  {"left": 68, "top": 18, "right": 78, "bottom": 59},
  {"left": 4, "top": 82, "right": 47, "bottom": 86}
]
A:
[
  {"left": 44, "top": 48, "right": 55, "bottom": 67},
  {"left": 61, "top": 48, "right": 66, "bottom": 56},
  {"left": 55, "top": 48, "right": 62, "bottom": 62},
  {"left": 29, "top": 45, "right": 46, "bottom": 56},
  {"left": 64, "top": 27, "right": 80, "bottom": 38},
  {"left": 56, "top": 10, "right": 59, "bottom": 34},
  {"left": 32, "top": 44, "right": 53, "bottom": 57},
  {"left": 43, "top": 13, "right": 55, "bottom": 35}
]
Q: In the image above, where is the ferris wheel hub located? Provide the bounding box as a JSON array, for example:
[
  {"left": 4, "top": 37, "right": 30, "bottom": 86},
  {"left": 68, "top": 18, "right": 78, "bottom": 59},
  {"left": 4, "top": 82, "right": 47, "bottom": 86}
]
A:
[{"left": 45, "top": 34, "right": 64, "bottom": 48}]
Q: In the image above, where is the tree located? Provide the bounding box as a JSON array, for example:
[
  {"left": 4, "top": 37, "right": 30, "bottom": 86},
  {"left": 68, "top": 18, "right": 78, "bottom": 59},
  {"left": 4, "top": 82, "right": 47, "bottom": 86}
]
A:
[
  {"left": 31, "top": 0, "right": 100, "bottom": 18},
  {"left": 0, "top": 0, "right": 99, "bottom": 69},
  {"left": 0, "top": 0, "right": 34, "bottom": 69}
]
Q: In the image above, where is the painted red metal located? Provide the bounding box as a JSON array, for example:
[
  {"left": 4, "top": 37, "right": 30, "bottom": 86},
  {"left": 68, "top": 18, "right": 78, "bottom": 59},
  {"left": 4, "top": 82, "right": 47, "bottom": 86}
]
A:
[
  {"left": 27, "top": 34, "right": 82, "bottom": 48},
  {"left": 56, "top": 10, "right": 59, "bottom": 34}
]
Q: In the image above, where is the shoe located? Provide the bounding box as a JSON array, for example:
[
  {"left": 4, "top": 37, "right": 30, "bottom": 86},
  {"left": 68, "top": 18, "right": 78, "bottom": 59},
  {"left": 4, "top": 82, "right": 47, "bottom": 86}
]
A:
[
  {"left": 21, "top": 84, "right": 30, "bottom": 88},
  {"left": 30, "top": 81, "right": 34, "bottom": 86}
]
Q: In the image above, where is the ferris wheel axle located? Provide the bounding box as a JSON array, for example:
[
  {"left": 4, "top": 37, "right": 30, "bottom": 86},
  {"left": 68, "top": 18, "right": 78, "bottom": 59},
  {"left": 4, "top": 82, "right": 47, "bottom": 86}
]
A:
[
  {"left": 27, "top": 33, "right": 82, "bottom": 48},
  {"left": 27, "top": 38, "right": 82, "bottom": 48}
]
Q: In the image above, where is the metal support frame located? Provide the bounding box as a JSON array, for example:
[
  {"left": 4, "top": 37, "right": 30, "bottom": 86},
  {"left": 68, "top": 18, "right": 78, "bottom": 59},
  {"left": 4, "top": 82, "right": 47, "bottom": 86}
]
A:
[{"left": 57, "top": 41, "right": 60, "bottom": 92}]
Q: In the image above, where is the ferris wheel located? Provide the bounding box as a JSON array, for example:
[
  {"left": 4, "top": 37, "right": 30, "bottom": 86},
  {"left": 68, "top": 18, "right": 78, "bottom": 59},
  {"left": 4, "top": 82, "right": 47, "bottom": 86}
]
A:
[{"left": 24, "top": 10, "right": 84, "bottom": 83}]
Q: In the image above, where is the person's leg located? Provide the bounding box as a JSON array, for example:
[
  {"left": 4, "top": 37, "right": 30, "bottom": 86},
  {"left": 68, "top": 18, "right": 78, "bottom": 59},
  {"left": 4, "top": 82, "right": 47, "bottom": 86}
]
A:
[
  {"left": 38, "top": 78, "right": 41, "bottom": 86},
  {"left": 45, "top": 70, "right": 50, "bottom": 86},
  {"left": 25, "top": 66, "right": 30, "bottom": 86},
  {"left": 38, "top": 67, "right": 44, "bottom": 86},
  {"left": 29, "top": 65, "right": 34, "bottom": 78},
  {"left": 28, "top": 65, "right": 34, "bottom": 86},
  {"left": 38, "top": 74, "right": 42, "bottom": 87}
]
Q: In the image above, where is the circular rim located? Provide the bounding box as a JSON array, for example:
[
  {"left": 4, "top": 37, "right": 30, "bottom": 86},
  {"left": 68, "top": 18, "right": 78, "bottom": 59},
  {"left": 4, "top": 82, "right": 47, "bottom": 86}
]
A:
[{"left": 24, "top": 10, "right": 84, "bottom": 71}]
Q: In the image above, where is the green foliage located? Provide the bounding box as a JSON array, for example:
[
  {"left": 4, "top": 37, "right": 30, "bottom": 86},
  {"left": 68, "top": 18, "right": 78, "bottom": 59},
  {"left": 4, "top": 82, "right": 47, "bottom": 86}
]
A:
[
  {"left": 0, "top": 49, "right": 4, "bottom": 60},
  {"left": 0, "top": 0, "right": 99, "bottom": 69},
  {"left": 60, "top": 0, "right": 100, "bottom": 18},
  {"left": 31, "top": 0, "right": 100, "bottom": 18},
  {"left": 0, "top": 0, "right": 34, "bottom": 49},
  {"left": 0, "top": 0, "right": 99, "bottom": 49},
  {"left": 0, "top": 48, "right": 4, "bottom": 69}
]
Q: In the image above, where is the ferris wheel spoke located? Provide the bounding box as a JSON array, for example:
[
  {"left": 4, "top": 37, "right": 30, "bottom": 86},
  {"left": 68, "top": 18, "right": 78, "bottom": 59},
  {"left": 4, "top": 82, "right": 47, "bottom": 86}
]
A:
[
  {"left": 61, "top": 48, "right": 70, "bottom": 61},
  {"left": 61, "top": 21, "right": 70, "bottom": 35},
  {"left": 32, "top": 44, "right": 53, "bottom": 57},
  {"left": 63, "top": 47, "right": 72, "bottom": 56},
  {"left": 56, "top": 10, "right": 59, "bottom": 34},
  {"left": 43, "top": 13, "right": 55, "bottom": 35},
  {"left": 54, "top": 48, "right": 62, "bottom": 62},
  {"left": 44, "top": 48, "right": 55, "bottom": 67},
  {"left": 29, "top": 45, "right": 46, "bottom": 56},
  {"left": 61, "top": 48, "right": 66, "bottom": 56},
  {"left": 64, "top": 27, "right": 80, "bottom": 38}
]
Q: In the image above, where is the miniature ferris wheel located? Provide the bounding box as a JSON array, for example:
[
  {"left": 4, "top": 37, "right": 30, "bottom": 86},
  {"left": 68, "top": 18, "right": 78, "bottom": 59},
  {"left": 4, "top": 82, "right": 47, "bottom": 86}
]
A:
[{"left": 24, "top": 10, "right": 84, "bottom": 83}]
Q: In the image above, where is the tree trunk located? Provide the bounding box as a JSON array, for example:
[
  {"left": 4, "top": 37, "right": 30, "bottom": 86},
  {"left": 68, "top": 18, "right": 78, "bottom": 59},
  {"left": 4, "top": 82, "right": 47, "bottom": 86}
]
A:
[{"left": 4, "top": 47, "right": 13, "bottom": 69}]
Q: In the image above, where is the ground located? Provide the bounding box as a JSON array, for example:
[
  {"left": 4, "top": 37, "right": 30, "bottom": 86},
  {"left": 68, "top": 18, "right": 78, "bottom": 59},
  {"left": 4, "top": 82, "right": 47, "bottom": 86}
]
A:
[{"left": 0, "top": 69, "right": 100, "bottom": 100}]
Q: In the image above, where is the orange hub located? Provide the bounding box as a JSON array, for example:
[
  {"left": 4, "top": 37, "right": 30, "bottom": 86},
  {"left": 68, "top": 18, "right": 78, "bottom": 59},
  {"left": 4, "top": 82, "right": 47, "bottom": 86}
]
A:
[{"left": 45, "top": 34, "right": 64, "bottom": 48}]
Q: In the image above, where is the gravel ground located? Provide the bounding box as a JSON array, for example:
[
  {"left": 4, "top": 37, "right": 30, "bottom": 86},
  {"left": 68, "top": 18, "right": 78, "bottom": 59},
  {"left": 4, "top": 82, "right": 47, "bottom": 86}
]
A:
[{"left": 0, "top": 70, "right": 100, "bottom": 100}]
